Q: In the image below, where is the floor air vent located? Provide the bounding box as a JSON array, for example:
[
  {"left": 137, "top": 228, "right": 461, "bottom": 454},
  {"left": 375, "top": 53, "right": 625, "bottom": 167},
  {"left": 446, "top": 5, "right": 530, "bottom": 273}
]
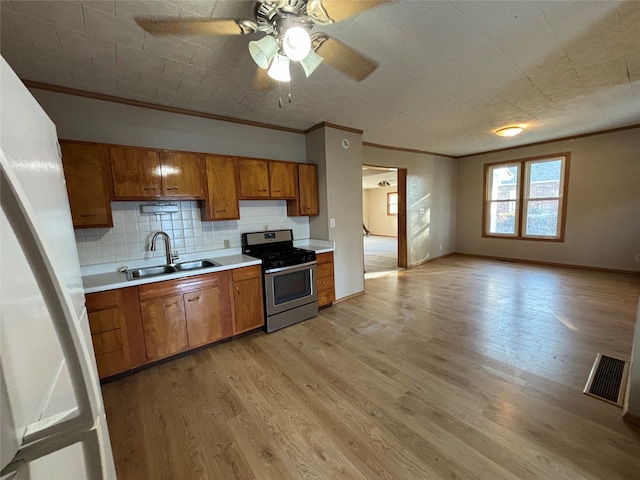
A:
[{"left": 584, "top": 354, "right": 629, "bottom": 406}]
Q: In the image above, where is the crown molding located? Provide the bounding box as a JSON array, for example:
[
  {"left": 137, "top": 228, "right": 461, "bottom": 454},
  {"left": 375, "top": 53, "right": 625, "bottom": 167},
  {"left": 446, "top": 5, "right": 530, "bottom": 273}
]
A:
[
  {"left": 459, "top": 123, "right": 640, "bottom": 158},
  {"left": 23, "top": 80, "right": 306, "bottom": 135}
]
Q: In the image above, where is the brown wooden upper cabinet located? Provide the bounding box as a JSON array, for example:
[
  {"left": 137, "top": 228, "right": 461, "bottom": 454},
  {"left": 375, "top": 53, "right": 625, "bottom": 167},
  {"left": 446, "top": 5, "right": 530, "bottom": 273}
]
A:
[
  {"left": 203, "top": 155, "right": 240, "bottom": 221},
  {"left": 238, "top": 158, "right": 270, "bottom": 198},
  {"left": 269, "top": 161, "right": 297, "bottom": 199},
  {"left": 110, "top": 147, "right": 204, "bottom": 200},
  {"left": 60, "top": 141, "right": 114, "bottom": 228},
  {"left": 287, "top": 163, "right": 319, "bottom": 217}
]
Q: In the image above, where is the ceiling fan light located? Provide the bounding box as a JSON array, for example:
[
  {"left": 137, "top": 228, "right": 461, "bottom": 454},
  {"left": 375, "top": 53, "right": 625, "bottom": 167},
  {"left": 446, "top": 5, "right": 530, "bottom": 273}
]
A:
[
  {"left": 267, "top": 54, "right": 291, "bottom": 82},
  {"left": 496, "top": 126, "right": 524, "bottom": 137},
  {"left": 282, "top": 26, "right": 311, "bottom": 61},
  {"left": 248, "top": 35, "right": 279, "bottom": 69},
  {"left": 300, "top": 49, "right": 324, "bottom": 77}
]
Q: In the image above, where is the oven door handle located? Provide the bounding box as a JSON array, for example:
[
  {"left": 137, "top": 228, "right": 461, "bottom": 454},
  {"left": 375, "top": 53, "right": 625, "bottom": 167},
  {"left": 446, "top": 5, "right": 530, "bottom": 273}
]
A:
[{"left": 264, "top": 261, "right": 317, "bottom": 274}]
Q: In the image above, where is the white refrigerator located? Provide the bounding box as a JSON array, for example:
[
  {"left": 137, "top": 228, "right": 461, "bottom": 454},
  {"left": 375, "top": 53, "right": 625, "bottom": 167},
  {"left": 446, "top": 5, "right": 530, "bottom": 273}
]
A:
[{"left": 0, "top": 57, "right": 116, "bottom": 479}]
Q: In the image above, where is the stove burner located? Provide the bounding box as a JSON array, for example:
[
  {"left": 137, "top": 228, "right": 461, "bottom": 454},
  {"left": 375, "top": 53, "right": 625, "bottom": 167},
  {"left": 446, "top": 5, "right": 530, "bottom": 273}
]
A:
[{"left": 241, "top": 230, "right": 316, "bottom": 270}]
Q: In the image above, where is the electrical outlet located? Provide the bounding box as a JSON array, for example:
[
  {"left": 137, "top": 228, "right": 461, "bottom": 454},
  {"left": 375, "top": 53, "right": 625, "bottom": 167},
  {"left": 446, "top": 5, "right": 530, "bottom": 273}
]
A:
[
  {"left": 419, "top": 208, "right": 425, "bottom": 215},
  {"left": 439, "top": 245, "right": 442, "bottom": 251},
  {"left": 264, "top": 224, "right": 269, "bottom": 231},
  {"left": 636, "top": 254, "right": 640, "bottom": 262},
  {"left": 224, "top": 239, "right": 230, "bottom": 248},
  {"left": 330, "top": 218, "right": 336, "bottom": 228}
]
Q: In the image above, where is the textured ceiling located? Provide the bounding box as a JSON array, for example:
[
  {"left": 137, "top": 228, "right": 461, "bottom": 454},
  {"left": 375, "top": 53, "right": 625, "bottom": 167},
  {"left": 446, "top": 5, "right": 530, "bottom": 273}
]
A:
[{"left": 1, "top": 0, "right": 639, "bottom": 157}]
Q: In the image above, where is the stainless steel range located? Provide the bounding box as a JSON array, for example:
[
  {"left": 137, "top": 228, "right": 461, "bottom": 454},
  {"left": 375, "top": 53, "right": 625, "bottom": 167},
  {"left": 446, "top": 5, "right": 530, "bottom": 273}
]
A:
[{"left": 242, "top": 229, "right": 318, "bottom": 333}]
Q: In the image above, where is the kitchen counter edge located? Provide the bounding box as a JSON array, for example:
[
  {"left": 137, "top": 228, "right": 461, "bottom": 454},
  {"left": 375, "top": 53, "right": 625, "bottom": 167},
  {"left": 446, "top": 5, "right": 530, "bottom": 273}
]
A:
[{"left": 82, "top": 254, "right": 261, "bottom": 294}]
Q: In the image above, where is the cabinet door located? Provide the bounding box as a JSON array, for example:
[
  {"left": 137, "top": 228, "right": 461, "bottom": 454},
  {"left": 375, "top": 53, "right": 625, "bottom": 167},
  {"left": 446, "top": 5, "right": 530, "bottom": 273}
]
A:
[
  {"left": 316, "top": 252, "right": 335, "bottom": 307},
  {"left": 184, "top": 286, "right": 232, "bottom": 348},
  {"left": 110, "top": 147, "right": 162, "bottom": 198},
  {"left": 159, "top": 151, "right": 205, "bottom": 198},
  {"left": 203, "top": 155, "right": 240, "bottom": 220},
  {"left": 238, "top": 158, "right": 270, "bottom": 198},
  {"left": 141, "top": 294, "right": 188, "bottom": 361},
  {"left": 269, "top": 161, "right": 297, "bottom": 199},
  {"left": 233, "top": 277, "right": 264, "bottom": 334},
  {"left": 60, "top": 142, "right": 113, "bottom": 228},
  {"left": 287, "top": 163, "right": 319, "bottom": 216}
]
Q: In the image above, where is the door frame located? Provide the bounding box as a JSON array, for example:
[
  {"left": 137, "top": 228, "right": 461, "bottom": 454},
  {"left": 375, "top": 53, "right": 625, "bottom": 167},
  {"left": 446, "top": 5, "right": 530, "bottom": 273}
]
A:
[{"left": 361, "top": 165, "right": 408, "bottom": 269}]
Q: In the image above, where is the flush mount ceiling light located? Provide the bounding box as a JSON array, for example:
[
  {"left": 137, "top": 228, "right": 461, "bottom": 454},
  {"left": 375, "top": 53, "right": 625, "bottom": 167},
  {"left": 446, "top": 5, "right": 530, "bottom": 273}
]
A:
[
  {"left": 135, "top": 1, "right": 389, "bottom": 107},
  {"left": 496, "top": 126, "right": 525, "bottom": 137}
]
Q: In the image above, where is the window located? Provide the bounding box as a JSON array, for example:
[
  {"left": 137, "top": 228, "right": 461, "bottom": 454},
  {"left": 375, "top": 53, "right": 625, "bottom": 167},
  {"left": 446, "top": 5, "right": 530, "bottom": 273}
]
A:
[
  {"left": 483, "top": 153, "right": 569, "bottom": 241},
  {"left": 387, "top": 192, "right": 398, "bottom": 216}
]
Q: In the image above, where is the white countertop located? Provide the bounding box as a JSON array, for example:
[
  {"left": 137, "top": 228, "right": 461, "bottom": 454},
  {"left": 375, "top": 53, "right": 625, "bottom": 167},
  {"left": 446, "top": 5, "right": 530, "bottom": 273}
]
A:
[
  {"left": 82, "top": 254, "right": 261, "bottom": 294},
  {"left": 81, "top": 239, "right": 334, "bottom": 294},
  {"left": 294, "top": 239, "right": 335, "bottom": 254}
]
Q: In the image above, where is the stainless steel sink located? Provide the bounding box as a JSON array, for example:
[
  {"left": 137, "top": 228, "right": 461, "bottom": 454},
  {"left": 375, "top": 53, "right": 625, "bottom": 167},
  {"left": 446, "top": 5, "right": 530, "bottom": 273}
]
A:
[
  {"left": 175, "top": 260, "right": 219, "bottom": 271},
  {"left": 126, "top": 265, "right": 177, "bottom": 280},
  {"left": 125, "top": 259, "right": 220, "bottom": 280}
]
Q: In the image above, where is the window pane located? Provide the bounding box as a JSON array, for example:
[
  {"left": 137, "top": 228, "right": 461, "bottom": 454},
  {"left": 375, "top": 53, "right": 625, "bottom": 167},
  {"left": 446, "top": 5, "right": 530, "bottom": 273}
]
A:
[
  {"left": 489, "top": 200, "right": 517, "bottom": 234},
  {"left": 528, "top": 160, "right": 561, "bottom": 198},
  {"left": 490, "top": 165, "right": 518, "bottom": 200},
  {"left": 525, "top": 199, "right": 559, "bottom": 236}
]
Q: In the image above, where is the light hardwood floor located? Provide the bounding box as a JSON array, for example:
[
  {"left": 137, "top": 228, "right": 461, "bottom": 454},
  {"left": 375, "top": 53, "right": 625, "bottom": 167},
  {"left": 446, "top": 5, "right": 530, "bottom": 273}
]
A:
[{"left": 102, "top": 256, "right": 640, "bottom": 479}]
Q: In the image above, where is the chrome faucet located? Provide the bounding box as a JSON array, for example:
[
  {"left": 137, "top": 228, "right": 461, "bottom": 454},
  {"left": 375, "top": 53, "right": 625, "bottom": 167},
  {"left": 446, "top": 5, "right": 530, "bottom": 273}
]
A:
[{"left": 150, "top": 231, "right": 179, "bottom": 265}]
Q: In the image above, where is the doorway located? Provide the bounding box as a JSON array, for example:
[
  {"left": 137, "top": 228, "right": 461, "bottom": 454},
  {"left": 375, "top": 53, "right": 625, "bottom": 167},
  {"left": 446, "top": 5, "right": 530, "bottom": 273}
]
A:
[{"left": 362, "top": 165, "right": 407, "bottom": 278}]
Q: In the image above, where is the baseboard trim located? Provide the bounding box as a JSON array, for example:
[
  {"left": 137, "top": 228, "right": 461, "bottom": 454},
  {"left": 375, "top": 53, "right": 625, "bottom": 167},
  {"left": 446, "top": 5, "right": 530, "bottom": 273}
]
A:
[
  {"left": 454, "top": 253, "right": 639, "bottom": 275},
  {"left": 409, "top": 252, "right": 456, "bottom": 268},
  {"left": 623, "top": 411, "right": 640, "bottom": 426},
  {"left": 334, "top": 291, "right": 364, "bottom": 304}
]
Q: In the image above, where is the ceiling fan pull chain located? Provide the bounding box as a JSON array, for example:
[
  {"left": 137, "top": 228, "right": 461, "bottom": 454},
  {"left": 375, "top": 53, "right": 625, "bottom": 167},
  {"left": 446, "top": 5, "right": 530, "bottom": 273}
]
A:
[
  {"left": 278, "top": 82, "right": 283, "bottom": 108},
  {"left": 288, "top": 82, "right": 292, "bottom": 103}
]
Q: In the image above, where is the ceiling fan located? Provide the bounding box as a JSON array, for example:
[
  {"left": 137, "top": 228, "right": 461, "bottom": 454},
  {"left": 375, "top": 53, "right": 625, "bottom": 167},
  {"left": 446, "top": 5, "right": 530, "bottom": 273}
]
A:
[{"left": 135, "top": 0, "right": 388, "bottom": 95}]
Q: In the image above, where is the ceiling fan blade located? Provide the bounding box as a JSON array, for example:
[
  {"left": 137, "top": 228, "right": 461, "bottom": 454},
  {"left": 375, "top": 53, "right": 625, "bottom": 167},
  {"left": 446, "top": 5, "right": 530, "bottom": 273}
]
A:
[
  {"left": 135, "top": 17, "right": 256, "bottom": 36},
  {"left": 252, "top": 67, "right": 276, "bottom": 91},
  {"left": 313, "top": 34, "right": 377, "bottom": 81},
  {"left": 308, "top": 0, "right": 390, "bottom": 23}
]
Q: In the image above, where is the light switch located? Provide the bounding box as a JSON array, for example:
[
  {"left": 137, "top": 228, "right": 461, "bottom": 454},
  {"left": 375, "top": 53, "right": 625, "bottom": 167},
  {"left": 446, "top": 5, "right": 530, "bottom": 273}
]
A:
[{"left": 330, "top": 218, "right": 336, "bottom": 228}]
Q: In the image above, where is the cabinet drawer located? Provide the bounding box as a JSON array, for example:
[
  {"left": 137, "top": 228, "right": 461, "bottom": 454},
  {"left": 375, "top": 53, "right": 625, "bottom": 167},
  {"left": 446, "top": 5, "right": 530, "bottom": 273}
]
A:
[
  {"left": 317, "top": 276, "right": 334, "bottom": 292},
  {"left": 88, "top": 308, "right": 122, "bottom": 334},
  {"left": 316, "top": 252, "right": 333, "bottom": 265},
  {"left": 232, "top": 265, "right": 261, "bottom": 282},
  {"left": 86, "top": 290, "right": 119, "bottom": 312},
  {"left": 317, "top": 262, "right": 334, "bottom": 279},
  {"left": 95, "top": 349, "right": 127, "bottom": 378},
  {"left": 318, "top": 289, "right": 335, "bottom": 307},
  {"left": 92, "top": 329, "right": 123, "bottom": 355},
  {"left": 138, "top": 272, "right": 224, "bottom": 301}
]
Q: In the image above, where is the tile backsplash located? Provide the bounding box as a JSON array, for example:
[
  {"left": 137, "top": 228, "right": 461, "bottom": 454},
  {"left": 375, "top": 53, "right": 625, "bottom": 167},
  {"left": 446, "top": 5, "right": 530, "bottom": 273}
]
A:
[{"left": 74, "top": 200, "right": 310, "bottom": 266}]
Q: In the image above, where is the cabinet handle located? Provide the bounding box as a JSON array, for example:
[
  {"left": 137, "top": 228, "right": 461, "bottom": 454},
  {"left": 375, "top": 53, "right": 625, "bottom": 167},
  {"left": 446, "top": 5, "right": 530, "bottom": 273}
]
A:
[
  {"left": 215, "top": 209, "right": 227, "bottom": 213},
  {"left": 273, "top": 190, "right": 280, "bottom": 193},
  {"left": 164, "top": 302, "right": 178, "bottom": 307},
  {"left": 259, "top": 189, "right": 267, "bottom": 192},
  {"left": 80, "top": 214, "right": 98, "bottom": 217},
  {"left": 142, "top": 187, "right": 157, "bottom": 191},
  {"left": 187, "top": 296, "right": 200, "bottom": 302},
  {"left": 166, "top": 187, "right": 179, "bottom": 190},
  {"left": 234, "top": 286, "right": 240, "bottom": 294}
]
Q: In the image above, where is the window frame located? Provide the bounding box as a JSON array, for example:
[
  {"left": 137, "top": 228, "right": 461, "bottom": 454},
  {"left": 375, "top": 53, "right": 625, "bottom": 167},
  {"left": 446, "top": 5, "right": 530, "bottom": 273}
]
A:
[
  {"left": 482, "top": 152, "right": 570, "bottom": 242},
  {"left": 387, "top": 192, "right": 398, "bottom": 216}
]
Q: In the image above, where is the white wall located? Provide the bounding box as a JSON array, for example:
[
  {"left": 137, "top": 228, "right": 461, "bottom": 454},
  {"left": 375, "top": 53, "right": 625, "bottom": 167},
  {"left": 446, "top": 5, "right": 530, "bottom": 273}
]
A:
[
  {"left": 362, "top": 146, "right": 457, "bottom": 266},
  {"left": 364, "top": 186, "right": 398, "bottom": 237},
  {"left": 75, "top": 200, "right": 309, "bottom": 266},
  {"left": 456, "top": 127, "right": 640, "bottom": 272},
  {"left": 309, "top": 126, "right": 365, "bottom": 300},
  {"left": 29, "top": 89, "right": 307, "bottom": 162}
]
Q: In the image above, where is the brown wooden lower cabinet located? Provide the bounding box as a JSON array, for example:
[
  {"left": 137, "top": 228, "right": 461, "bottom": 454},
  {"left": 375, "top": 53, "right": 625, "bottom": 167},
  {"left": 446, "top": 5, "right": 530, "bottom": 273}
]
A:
[
  {"left": 89, "top": 267, "right": 261, "bottom": 379},
  {"left": 86, "top": 289, "right": 131, "bottom": 378},
  {"left": 140, "top": 294, "right": 188, "bottom": 361},
  {"left": 316, "top": 252, "right": 335, "bottom": 308},
  {"left": 232, "top": 265, "right": 265, "bottom": 334}
]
